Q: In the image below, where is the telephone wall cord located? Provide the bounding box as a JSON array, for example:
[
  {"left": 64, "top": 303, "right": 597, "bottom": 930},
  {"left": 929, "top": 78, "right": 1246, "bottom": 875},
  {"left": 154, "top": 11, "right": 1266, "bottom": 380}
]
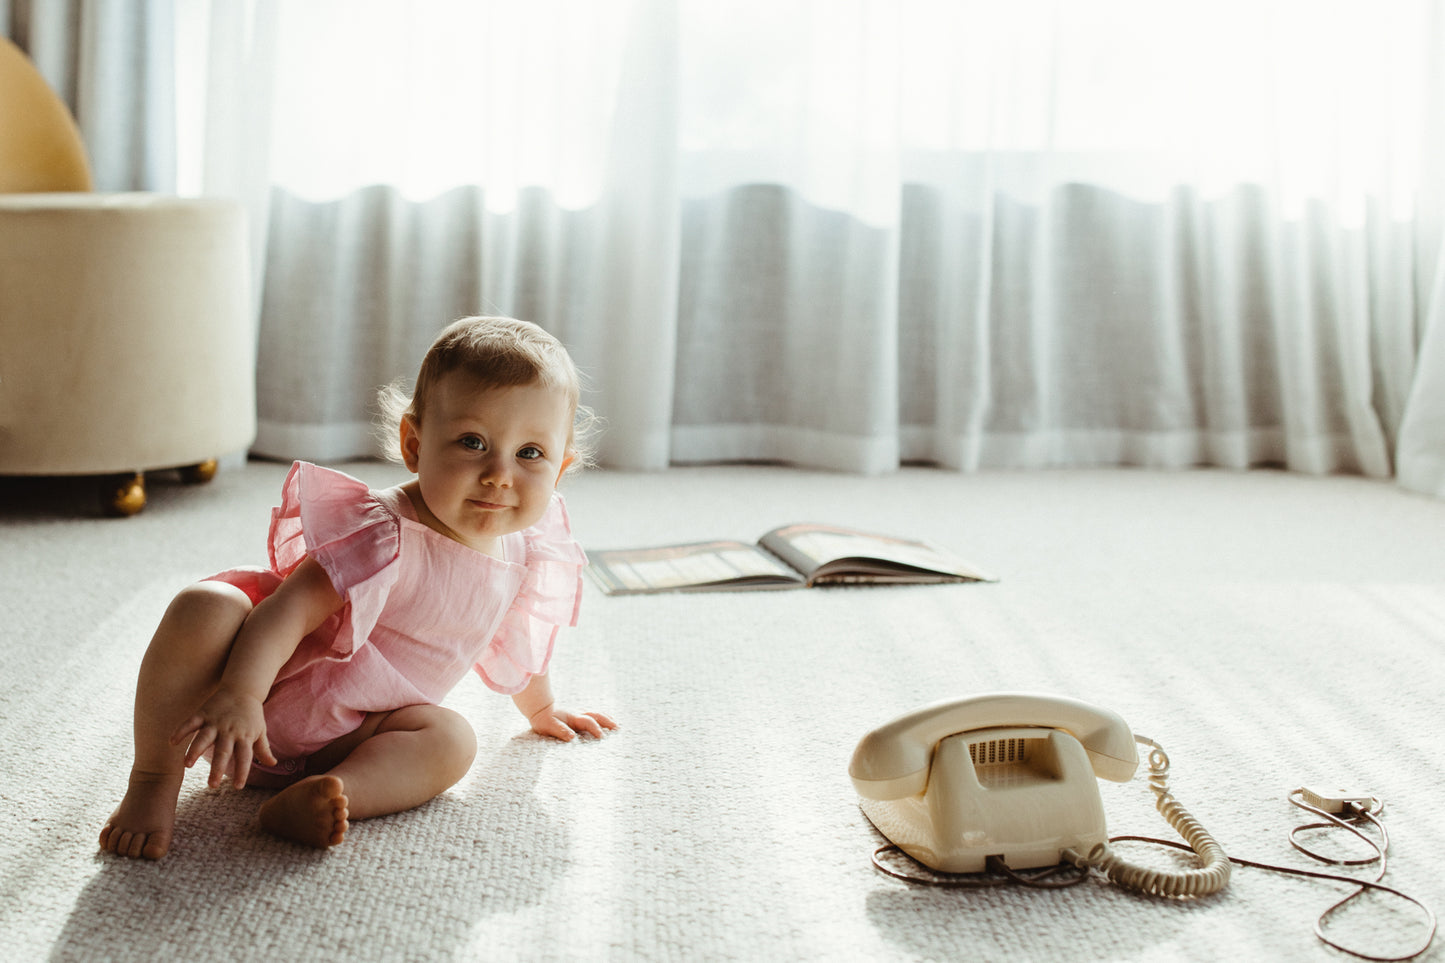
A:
[{"left": 1110, "top": 785, "right": 1435, "bottom": 962}]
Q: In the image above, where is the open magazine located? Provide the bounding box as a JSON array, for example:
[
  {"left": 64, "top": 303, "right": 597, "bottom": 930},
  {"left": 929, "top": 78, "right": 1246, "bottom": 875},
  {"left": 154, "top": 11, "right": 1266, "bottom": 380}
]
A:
[{"left": 586, "top": 522, "right": 996, "bottom": 595}]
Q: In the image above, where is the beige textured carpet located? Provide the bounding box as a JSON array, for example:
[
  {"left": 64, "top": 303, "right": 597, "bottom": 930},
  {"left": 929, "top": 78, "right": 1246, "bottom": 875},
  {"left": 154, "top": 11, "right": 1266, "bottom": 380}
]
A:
[{"left": 2, "top": 461, "right": 1443, "bottom": 961}]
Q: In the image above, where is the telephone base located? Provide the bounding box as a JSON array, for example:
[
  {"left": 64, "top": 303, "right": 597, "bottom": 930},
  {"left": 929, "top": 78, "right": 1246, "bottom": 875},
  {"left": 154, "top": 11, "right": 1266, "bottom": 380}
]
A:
[{"left": 859, "top": 727, "right": 1111, "bottom": 874}]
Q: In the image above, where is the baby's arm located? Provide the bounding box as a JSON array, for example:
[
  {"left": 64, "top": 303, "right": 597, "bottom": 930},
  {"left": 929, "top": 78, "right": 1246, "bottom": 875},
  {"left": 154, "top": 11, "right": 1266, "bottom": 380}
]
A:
[
  {"left": 512, "top": 673, "right": 617, "bottom": 742},
  {"left": 172, "top": 557, "right": 344, "bottom": 788}
]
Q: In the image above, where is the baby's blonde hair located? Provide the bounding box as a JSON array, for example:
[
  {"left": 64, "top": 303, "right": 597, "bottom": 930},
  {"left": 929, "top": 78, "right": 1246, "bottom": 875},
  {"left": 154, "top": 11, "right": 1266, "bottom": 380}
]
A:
[{"left": 377, "top": 316, "right": 596, "bottom": 470}]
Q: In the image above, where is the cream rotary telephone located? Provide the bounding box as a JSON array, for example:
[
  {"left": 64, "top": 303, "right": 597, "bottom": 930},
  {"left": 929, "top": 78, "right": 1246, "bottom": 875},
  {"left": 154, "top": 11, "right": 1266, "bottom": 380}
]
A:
[{"left": 849, "top": 692, "right": 1231, "bottom": 897}]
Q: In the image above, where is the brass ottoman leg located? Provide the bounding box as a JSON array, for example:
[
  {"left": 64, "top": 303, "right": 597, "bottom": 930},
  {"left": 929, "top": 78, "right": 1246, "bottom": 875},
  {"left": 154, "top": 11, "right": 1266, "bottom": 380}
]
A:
[
  {"left": 105, "top": 472, "right": 146, "bottom": 516},
  {"left": 179, "top": 459, "right": 219, "bottom": 484}
]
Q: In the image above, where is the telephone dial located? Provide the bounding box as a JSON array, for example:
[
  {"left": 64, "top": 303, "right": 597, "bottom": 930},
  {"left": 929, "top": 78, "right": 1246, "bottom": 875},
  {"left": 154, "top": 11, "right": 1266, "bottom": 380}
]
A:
[{"left": 849, "top": 692, "right": 1231, "bottom": 897}]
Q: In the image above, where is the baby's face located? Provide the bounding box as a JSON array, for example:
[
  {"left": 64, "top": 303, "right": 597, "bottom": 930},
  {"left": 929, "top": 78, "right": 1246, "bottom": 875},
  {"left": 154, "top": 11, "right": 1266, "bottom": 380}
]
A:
[{"left": 402, "top": 371, "right": 573, "bottom": 555}]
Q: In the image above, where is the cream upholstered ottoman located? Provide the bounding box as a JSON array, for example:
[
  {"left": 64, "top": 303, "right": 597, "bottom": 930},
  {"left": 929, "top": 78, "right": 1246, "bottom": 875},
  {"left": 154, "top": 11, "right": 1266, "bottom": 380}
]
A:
[{"left": 0, "top": 193, "right": 255, "bottom": 514}]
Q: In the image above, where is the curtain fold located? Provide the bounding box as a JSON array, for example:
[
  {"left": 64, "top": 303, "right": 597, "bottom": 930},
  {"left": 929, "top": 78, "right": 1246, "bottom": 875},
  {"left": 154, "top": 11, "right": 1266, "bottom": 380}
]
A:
[
  {"left": 9, "top": 0, "right": 1445, "bottom": 494},
  {"left": 1398, "top": 242, "right": 1445, "bottom": 496}
]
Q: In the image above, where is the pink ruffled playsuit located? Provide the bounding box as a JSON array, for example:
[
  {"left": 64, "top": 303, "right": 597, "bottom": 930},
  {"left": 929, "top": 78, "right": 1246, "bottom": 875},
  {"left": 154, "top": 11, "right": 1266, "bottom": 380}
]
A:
[{"left": 208, "top": 461, "right": 587, "bottom": 777}]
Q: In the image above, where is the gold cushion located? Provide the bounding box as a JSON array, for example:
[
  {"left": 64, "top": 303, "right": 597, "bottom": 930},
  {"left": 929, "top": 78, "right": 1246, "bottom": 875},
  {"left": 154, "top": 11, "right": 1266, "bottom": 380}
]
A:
[{"left": 0, "top": 36, "right": 93, "bottom": 192}]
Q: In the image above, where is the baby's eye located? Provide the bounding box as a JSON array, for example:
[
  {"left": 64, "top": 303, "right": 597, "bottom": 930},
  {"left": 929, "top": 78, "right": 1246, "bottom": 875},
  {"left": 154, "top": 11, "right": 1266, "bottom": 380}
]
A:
[
  {"left": 517, "top": 445, "right": 544, "bottom": 461},
  {"left": 459, "top": 436, "right": 485, "bottom": 452}
]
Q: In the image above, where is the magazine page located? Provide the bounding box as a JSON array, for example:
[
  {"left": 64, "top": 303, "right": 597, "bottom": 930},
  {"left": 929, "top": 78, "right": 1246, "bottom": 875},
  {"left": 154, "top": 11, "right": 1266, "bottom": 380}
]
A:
[
  {"left": 760, "top": 523, "right": 995, "bottom": 584},
  {"left": 587, "top": 540, "right": 804, "bottom": 595}
]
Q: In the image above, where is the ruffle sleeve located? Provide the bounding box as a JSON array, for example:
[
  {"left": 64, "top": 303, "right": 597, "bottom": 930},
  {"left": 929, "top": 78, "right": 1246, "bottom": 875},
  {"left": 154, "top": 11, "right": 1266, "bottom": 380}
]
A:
[
  {"left": 473, "top": 493, "right": 588, "bottom": 694},
  {"left": 267, "top": 461, "right": 402, "bottom": 661}
]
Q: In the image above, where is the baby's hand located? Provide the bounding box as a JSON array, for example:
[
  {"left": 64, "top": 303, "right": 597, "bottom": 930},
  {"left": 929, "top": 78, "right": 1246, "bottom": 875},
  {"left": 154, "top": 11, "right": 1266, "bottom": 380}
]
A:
[
  {"left": 171, "top": 687, "right": 277, "bottom": 789},
  {"left": 528, "top": 704, "right": 618, "bottom": 742}
]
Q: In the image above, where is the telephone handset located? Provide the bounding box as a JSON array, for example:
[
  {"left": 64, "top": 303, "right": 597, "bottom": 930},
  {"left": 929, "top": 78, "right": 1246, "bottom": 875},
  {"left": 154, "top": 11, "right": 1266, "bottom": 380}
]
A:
[{"left": 850, "top": 692, "right": 1230, "bottom": 897}]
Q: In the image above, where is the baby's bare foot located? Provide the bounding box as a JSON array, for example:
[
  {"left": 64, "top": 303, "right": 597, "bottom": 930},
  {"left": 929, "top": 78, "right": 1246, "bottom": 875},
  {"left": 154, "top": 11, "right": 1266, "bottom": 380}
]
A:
[
  {"left": 100, "top": 769, "right": 185, "bottom": 860},
  {"left": 258, "top": 775, "right": 349, "bottom": 849}
]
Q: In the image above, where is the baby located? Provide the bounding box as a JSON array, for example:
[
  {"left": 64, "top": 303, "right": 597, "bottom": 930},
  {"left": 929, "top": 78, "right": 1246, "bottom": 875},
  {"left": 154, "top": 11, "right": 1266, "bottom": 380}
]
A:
[{"left": 100, "top": 316, "right": 615, "bottom": 859}]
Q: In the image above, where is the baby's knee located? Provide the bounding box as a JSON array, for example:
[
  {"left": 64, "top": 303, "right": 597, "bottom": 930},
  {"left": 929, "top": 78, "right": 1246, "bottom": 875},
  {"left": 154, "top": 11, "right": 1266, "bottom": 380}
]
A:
[
  {"left": 395, "top": 705, "right": 477, "bottom": 776},
  {"left": 167, "top": 580, "right": 252, "bottom": 626},
  {"left": 147, "top": 582, "right": 252, "bottom": 661},
  {"left": 435, "top": 708, "right": 478, "bottom": 769},
  {"left": 378, "top": 704, "right": 477, "bottom": 780}
]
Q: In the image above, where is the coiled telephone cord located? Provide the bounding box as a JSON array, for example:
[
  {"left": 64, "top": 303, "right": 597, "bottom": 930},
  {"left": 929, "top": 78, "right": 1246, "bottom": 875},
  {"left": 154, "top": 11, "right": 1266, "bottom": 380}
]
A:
[{"left": 1063, "top": 735, "right": 1231, "bottom": 898}]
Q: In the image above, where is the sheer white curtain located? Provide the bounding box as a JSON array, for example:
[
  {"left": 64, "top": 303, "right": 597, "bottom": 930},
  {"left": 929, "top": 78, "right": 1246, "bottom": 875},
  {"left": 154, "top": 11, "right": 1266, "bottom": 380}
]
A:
[{"left": 156, "top": 0, "right": 1445, "bottom": 493}]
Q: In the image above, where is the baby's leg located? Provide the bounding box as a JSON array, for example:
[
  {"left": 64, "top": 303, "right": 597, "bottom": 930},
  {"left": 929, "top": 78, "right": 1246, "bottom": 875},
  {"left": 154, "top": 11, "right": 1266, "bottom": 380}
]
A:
[
  {"left": 99, "top": 581, "right": 252, "bottom": 859},
  {"left": 257, "top": 704, "right": 476, "bottom": 848}
]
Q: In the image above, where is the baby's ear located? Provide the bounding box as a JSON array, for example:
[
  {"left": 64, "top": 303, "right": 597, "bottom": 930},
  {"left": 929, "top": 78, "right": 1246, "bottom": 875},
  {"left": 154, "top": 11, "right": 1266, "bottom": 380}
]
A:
[{"left": 399, "top": 415, "right": 423, "bottom": 472}]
